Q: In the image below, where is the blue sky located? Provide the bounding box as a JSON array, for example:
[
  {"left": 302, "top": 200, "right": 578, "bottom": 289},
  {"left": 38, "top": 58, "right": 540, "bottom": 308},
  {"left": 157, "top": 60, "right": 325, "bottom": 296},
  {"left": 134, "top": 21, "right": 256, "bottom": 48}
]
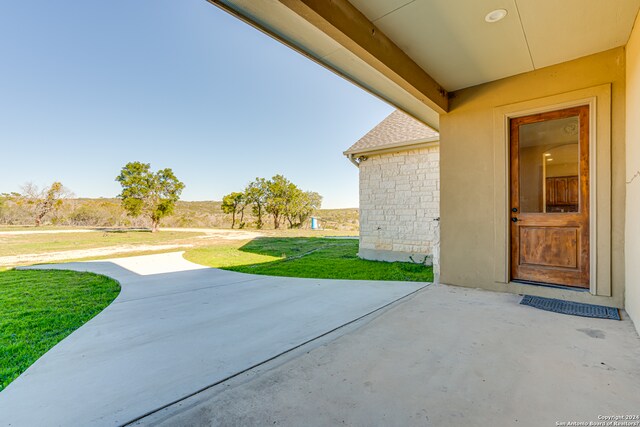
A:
[{"left": 0, "top": 1, "right": 393, "bottom": 208}]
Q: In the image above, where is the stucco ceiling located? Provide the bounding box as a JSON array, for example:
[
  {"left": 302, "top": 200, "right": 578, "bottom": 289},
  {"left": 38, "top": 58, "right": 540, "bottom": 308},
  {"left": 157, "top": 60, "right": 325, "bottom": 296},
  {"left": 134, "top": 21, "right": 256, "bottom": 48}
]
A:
[{"left": 350, "top": 0, "right": 640, "bottom": 91}]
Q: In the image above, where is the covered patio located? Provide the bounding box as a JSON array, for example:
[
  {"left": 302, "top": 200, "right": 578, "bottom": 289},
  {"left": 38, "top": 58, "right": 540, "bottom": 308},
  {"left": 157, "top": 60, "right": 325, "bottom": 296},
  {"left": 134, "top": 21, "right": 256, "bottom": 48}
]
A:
[
  {"left": 138, "top": 283, "right": 640, "bottom": 426},
  {"left": 207, "top": 0, "right": 640, "bottom": 335},
  {"left": 156, "top": 0, "right": 640, "bottom": 423}
]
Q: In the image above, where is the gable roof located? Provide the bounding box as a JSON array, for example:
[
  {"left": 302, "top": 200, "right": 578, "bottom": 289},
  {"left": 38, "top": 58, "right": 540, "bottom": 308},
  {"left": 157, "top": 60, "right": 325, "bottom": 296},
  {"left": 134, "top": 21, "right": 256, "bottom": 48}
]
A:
[{"left": 344, "top": 110, "right": 439, "bottom": 156}]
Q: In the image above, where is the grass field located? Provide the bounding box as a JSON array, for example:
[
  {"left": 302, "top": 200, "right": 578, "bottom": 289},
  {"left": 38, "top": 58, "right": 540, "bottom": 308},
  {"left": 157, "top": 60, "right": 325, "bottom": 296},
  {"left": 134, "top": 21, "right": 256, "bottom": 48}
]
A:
[
  {"left": 0, "top": 228, "right": 427, "bottom": 282},
  {"left": 0, "top": 227, "right": 359, "bottom": 268},
  {"left": 0, "top": 230, "right": 204, "bottom": 257},
  {"left": 0, "top": 270, "right": 120, "bottom": 391},
  {"left": 184, "top": 237, "right": 433, "bottom": 282},
  {"left": 0, "top": 225, "right": 87, "bottom": 232},
  {"left": 0, "top": 232, "right": 427, "bottom": 390}
]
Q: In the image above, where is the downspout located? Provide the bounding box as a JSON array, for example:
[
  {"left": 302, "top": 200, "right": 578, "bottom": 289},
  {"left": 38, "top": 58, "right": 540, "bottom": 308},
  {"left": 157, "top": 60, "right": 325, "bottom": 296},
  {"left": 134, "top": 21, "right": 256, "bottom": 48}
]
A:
[{"left": 347, "top": 153, "right": 360, "bottom": 168}]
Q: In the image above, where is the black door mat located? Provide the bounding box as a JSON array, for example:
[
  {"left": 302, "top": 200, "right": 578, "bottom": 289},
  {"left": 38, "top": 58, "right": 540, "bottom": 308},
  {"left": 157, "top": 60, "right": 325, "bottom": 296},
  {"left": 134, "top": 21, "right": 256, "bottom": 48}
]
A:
[{"left": 520, "top": 295, "right": 621, "bottom": 320}]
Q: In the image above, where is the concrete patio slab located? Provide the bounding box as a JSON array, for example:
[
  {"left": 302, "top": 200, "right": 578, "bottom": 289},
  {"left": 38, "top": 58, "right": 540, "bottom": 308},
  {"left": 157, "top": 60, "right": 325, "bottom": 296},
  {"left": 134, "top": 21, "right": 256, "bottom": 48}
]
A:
[
  {"left": 0, "top": 252, "right": 428, "bottom": 426},
  {"left": 136, "top": 284, "right": 640, "bottom": 427}
]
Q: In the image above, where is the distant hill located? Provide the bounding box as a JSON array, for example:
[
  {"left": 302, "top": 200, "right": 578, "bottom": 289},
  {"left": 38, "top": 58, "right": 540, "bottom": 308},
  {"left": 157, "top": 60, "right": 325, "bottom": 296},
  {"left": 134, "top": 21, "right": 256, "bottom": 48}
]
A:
[{"left": 0, "top": 198, "right": 359, "bottom": 231}]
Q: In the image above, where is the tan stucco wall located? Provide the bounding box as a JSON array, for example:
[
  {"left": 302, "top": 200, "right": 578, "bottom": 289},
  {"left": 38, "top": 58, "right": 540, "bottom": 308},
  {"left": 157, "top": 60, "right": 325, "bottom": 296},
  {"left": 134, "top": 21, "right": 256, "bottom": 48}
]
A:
[
  {"left": 358, "top": 146, "right": 439, "bottom": 263},
  {"left": 626, "top": 16, "right": 640, "bottom": 330},
  {"left": 440, "top": 48, "right": 626, "bottom": 307}
]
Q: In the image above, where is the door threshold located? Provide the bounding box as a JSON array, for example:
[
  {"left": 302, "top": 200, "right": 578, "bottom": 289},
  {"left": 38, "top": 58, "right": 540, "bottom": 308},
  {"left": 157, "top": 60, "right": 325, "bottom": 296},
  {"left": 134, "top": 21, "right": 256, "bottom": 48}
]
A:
[{"left": 511, "top": 279, "right": 590, "bottom": 293}]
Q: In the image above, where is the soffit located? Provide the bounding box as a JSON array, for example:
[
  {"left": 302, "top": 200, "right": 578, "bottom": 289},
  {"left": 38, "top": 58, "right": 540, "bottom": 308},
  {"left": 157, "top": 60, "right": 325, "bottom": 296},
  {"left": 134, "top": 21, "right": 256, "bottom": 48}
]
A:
[{"left": 350, "top": 0, "right": 640, "bottom": 91}]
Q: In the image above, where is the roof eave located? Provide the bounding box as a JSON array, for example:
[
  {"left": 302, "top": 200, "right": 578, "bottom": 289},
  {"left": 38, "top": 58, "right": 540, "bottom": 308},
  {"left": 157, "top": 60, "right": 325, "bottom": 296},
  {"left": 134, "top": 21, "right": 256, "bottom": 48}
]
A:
[
  {"left": 343, "top": 136, "right": 440, "bottom": 158},
  {"left": 207, "top": 0, "right": 443, "bottom": 130}
]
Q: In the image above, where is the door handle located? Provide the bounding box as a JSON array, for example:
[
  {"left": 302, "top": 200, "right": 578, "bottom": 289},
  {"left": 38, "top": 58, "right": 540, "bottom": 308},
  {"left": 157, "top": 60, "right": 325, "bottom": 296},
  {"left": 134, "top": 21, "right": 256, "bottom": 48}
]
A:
[{"left": 511, "top": 217, "right": 518, "bottom": 222}]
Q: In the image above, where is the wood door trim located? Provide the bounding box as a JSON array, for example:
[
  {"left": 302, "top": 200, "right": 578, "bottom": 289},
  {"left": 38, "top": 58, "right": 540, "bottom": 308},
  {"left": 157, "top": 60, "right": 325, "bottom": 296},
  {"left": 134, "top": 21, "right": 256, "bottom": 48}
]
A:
[{"left": 509, "top": 105, "right": 590, "bottom": 288}]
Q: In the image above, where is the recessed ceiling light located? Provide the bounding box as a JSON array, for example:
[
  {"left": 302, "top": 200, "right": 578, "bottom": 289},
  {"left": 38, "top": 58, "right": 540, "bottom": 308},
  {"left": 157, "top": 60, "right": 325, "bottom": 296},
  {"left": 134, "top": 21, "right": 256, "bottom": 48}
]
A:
[
  {"left": 485, "top": 9, "right": 508, "bottom": 23},
  {"left": 544, "top": 153, "right": 551, "bottom": 156},
  {"left": 547, "top": 158, "right": 553, "bottom": 161}
]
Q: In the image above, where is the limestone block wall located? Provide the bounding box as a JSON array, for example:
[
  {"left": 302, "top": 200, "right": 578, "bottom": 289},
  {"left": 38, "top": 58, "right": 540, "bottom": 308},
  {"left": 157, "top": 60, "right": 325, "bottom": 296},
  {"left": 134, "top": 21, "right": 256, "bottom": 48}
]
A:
[{"left": 358, "top": 145, "right": 440, "bottom": 264}]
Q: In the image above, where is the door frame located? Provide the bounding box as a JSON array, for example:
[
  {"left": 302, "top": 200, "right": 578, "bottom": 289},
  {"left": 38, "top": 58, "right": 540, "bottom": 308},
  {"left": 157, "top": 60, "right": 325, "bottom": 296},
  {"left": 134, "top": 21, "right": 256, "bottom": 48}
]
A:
[
  {"left": 509, "top": 105, "right": 590, "bottom": 288},
  {"left": 492, "top": 85, "right": 612, "bottom": 296}
]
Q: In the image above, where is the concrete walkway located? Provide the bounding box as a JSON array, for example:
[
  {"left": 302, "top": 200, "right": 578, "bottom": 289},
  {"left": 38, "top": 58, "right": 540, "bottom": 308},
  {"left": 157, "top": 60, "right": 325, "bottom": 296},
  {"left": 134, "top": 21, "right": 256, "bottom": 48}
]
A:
[
  {"left": 137, "top": 285, "right": 640, "bottom": 427},
  {"left": 0, "top": 252, "right": 428, "bottom": 426}
]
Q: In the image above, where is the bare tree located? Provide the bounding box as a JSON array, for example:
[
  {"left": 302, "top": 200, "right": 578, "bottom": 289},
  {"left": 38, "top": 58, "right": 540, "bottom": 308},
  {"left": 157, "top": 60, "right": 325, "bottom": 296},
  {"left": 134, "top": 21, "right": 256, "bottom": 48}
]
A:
[{"left": 20, "top": 182, "right": 73, "bottom": 226}]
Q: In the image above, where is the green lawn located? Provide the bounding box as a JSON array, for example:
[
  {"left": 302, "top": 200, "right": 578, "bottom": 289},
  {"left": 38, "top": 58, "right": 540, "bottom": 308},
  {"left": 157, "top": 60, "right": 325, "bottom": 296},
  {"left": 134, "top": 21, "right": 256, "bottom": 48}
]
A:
[
  {"left": 184, "top": 237, "right": 433, "bottom": 282},
  {"left": 0, "top": 230, "right": 203, "bottom": 257},
  {"left": 0, "top": 270, "right": 120, "bottom": 391}
]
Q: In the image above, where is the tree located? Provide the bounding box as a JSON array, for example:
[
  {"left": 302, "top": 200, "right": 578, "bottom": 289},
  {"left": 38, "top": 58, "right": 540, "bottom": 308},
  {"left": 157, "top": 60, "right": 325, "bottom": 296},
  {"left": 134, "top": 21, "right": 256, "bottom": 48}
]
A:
[
  {"left": 115, "top": 162, "right": 185, "bottom": 232},
  {"left": 265, "top": 174, "right": 296, "bottom": 229},
  {"left": 285, "top": 190, "right": 322, "bottom": 228},
  {"left": 0, "top": 192, "right": 20, "bottom": 224},
  {"left": 244, "top": 178, "right": 268, "bottom": 229},
  {"left": 0, "top": 193, "right": 8, "bottom": 222},
  {"left": 19, "top": 182, "right": 72, "bottom": 226},
  {"left": 221, "top": 191, "right": 246, "bottom": 229}
]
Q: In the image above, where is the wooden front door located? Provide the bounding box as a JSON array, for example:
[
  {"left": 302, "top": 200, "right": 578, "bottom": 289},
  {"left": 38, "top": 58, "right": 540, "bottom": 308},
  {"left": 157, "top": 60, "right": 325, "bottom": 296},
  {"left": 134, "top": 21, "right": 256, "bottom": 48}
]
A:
[{"left": 510, "top": 106, "right": 590, "bottom": 288}]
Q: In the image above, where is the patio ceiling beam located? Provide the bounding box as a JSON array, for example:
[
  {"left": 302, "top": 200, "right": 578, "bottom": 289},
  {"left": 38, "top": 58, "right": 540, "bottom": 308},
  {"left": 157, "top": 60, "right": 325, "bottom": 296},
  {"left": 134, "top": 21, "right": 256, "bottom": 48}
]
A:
[{"left": 278, "top": 0, "right": 449, "bottom": 113}]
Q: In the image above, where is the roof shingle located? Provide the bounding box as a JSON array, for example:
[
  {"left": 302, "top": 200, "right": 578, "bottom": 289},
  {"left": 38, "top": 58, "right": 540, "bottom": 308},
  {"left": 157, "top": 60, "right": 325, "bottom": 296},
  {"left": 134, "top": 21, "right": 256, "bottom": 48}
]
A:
[{"left": 344, "top": 110, "right": 439, "bottom": 155}]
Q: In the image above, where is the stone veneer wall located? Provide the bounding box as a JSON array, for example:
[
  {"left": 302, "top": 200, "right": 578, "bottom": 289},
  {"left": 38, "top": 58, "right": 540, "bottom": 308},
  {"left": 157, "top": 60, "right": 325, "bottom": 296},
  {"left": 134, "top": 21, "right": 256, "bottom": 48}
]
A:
[{"left": 358, "top": 145, "right": 439, "bottom": 264}]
